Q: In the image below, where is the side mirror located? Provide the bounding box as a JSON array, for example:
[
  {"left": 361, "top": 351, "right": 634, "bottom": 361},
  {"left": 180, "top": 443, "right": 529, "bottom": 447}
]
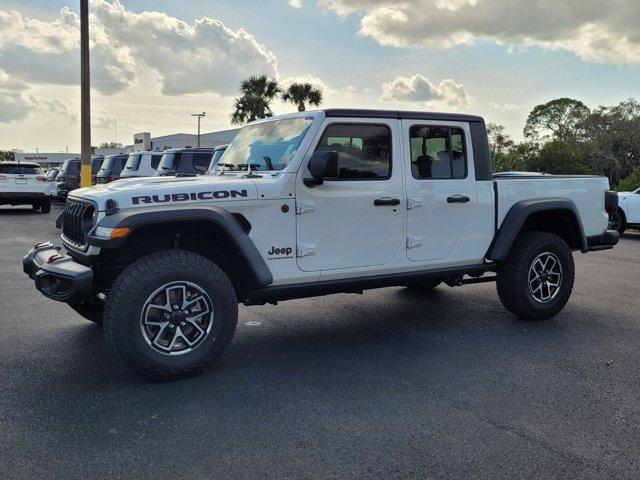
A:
[{"left": 304, "top": 150, "right": 339, "bottom": 187}]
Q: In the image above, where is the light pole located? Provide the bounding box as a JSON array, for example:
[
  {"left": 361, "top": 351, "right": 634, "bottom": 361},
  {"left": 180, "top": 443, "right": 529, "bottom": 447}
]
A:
[
  {"left": 80, "top": 0, "right": 91, "bottom": 187},
  {"left": 191, "top": 112, "right": 206, "bottom": 147}
]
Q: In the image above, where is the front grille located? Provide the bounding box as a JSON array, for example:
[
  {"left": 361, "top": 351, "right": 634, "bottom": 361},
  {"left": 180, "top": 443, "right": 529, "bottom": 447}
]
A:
[{"left": 62, "top": 199, "right": 95, "bottom": 248}]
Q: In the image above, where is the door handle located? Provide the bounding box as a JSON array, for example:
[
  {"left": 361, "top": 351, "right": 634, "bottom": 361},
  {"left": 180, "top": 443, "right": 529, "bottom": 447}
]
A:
[
  {"left": 374, "top": 198, "right": 401, "bottom": 206},
  {"left": 447, "top": 195, "right": 470, "bottom": 204}
]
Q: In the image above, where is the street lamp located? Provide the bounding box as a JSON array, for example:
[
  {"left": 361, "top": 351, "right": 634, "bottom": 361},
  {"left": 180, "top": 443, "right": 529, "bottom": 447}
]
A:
[{"left": 191, "top": 112, "right": 206, "bottom": 147}]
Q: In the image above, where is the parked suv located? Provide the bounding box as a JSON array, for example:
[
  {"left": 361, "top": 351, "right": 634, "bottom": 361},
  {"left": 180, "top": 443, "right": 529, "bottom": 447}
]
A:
[
  {"left": 0, "top": 162, "right": 51, "bottom": 212},
  {"left": 57, "top": 156, "right": 104, "bottom": 197},
  {"left": 155, "top": 147, "right": 214, "bottom": 176},
  {"left": 120, "top": 151, "right": 164, "bottom": 178},
  {"left": 24, "top": 109, "right": 619, "bottom": 380},
  {"left": 96, "top": 154, "right": 128, "bottom": 184},
  {"left": 205, "top": 144, "right": 228, "bottom": 174}
]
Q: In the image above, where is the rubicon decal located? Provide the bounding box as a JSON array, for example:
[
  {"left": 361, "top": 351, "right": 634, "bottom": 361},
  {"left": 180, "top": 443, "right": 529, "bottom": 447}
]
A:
[{"left": 132, "top": 189, "right": 248, "bottom": 205}]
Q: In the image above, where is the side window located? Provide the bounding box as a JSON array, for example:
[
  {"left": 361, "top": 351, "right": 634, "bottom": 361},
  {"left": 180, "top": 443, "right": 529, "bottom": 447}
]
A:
[
  {"left": 315, "top": 124, "right": 391, "bottom": 180},
  {"left": 193, "top": 153, "right": 211, "bottom": 173},
  {"left": 409, "top": 126, "right": 467, "bottom": 179},
  {"left": 151, "top": 155, "right": 161, "bottom": 170}
]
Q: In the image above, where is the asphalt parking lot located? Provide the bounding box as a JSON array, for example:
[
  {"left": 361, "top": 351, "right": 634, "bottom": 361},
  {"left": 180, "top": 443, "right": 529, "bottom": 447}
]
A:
[{"left": 1, "top": 203, "right": 639, "bottom": 480}]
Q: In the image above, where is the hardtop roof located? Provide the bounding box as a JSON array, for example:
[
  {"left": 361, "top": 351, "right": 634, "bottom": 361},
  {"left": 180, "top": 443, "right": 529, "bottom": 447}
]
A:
[{"left": 323, "top": 109, "right": 485, "bottom": 123}]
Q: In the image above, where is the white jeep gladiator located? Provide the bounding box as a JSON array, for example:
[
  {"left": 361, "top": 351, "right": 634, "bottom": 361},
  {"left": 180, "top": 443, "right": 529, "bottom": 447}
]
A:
[{"left": 23, "top": 110, "right": 619, "bottom": 380}]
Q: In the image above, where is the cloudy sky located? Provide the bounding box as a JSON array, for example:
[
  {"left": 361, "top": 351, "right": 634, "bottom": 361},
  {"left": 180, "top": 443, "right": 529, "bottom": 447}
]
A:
[{"left": 0, "top": 0, "right": 639, "bottom": 152}]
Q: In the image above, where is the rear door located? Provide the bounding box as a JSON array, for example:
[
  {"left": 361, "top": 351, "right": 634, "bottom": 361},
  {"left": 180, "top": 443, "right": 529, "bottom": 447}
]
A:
[
  {"left": 295, "top": 119, "right": 405, "bottom": 272},
  {"left": 402, "top": 120, "right": 478, "bottom": 261}
]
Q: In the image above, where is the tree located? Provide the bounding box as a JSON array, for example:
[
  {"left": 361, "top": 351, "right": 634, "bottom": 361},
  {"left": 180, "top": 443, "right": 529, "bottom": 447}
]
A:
[
  {"left": 617, "top": 164, "right": 640, "bottom": 192},
  {"left": 281, "top": 82, "right": 323, "bottom": 112},
  {"left": 527, "top": 140, "right": 592, "bottom": 175},
  {"left": 99, "top": 142, "right": 123, "bottom": 148},
  {"left": 0, "top": 150, "right": 15, "bottom": 162},
  {"left": 580, "top": 99, "right": 640, "bottom": 184},
  {"left": 524, "top": 98, "right": 590, "bottom": 144},
  {"left": 487, "top": 123, "right": 518, "bottom": 172},
  {"left": 230, "top": 75, "right": 281, "bottom": 125}
]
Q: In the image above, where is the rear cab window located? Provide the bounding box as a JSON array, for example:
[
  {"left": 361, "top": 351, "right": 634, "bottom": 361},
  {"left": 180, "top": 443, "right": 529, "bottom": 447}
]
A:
[{"left": 409, "top": 126, "right": 467, "bottom": 179}]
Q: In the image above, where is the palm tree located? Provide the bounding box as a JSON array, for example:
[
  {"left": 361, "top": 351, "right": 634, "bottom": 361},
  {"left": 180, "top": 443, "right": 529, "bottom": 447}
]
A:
[
  {"left": 282, "top": 82, "right": 323, "bottom": 112},
  {"left": 230, "top": 75, "right": 281, "bottom": 125}
]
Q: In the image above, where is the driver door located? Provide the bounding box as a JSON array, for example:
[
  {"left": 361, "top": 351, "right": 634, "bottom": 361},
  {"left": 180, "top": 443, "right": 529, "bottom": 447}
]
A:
[{"left": 295, "top": 119, "right": 405, "bottom": 272}]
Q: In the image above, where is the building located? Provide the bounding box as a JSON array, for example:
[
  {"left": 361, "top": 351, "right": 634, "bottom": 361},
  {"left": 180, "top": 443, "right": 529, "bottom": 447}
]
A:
[
  {"left": 131, "top": 128, "right": 239, "bottom": 152},
  {"left": 12, "top": 127, "right": 240, "bottom": 168}
]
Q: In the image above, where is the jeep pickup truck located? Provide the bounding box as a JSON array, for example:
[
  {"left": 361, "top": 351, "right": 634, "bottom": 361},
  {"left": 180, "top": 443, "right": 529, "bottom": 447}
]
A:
[{"left": 23, "top": 109, "right": 619, "bottom": 380}]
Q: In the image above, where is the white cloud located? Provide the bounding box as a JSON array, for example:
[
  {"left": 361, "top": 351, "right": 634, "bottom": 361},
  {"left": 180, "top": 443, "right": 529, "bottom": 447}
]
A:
[
  {"left": 0, "top": 1, "right": 278, "bottom": 96},
  {"left": 317, "top": 0, "right": 640, "bottom": 64},
  {"left": 288, "top": 0, "right": 303, "bottom": 8},
  {"left": 27, "top": 94, "right": 78, "bottom": 124},
  {"left": 490, "top": 102, "right": 521, "bottom": 112},
  {"left": 380, "top": 74, "right": 471, "bottom": 109}
]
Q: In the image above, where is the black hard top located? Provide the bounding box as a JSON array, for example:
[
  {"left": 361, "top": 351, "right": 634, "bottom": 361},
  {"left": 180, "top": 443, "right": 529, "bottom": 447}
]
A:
[
  {"left": 324, "top": 109, "right": 484, "bottom": 123},
  {"left": 163, "top": 147, "right": 214, "bottom": 153}
]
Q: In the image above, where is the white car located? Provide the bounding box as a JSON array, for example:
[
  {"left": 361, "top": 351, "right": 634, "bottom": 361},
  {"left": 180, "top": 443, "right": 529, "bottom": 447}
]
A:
[
  {"left": 0, "top": 162, "right": 51, "bottom": 212},
  {"left": 24, "top": 109, "right": 619, "bottom": 380},
  {"left": 120, "top": 151, "right": 164, "bottom": 178},
  {"left": 610, "top": 187, "right": 640, "bottom": 234}
]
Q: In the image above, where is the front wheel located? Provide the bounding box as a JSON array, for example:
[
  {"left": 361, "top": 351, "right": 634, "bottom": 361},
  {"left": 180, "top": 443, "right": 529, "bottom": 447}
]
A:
[
  {"left": 496, "top": 231, "right": 575, "bottom": 320},
  {"left": 103, "top": 250, "right": 238, "bottom": 381}
]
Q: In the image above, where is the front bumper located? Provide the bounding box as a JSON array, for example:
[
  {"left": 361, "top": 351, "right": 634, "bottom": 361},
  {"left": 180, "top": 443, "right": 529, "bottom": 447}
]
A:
[
  {"left": 23, "top": 242, "right": 93, "bottom": 303},
  {"left": 0, "top": 192, "right": 49, "bottom": 205}
]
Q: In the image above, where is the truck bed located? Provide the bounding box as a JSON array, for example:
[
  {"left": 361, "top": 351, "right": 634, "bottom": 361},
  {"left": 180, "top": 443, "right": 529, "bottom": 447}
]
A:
[{"left": 493, "top": 174, "right": 610, "bottom": 237}]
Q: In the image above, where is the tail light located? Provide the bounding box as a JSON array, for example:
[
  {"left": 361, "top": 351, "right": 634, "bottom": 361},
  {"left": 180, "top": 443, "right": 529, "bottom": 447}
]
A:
[
  {"left": 0, "top": 175, "right": 6, "bottom": 181},
  {"left": 36, "top": 176, "right": 47, "bottom": 182}
]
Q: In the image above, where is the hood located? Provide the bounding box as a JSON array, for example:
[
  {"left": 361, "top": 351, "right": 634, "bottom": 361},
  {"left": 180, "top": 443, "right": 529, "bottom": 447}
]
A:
[{"left": 70, "top": 174, "right": 259, "bottom": 211}]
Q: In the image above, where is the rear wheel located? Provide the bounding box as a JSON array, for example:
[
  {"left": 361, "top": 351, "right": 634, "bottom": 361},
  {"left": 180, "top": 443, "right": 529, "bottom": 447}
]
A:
[
  {"left": 496, "top": 231, "right": 575, "bottom": 320},
  {"left": 40, "top": 199, "right": 51, "bottom": 213},
  {"left": 104, "top": 250, "right": 238, "bottom": 381}
]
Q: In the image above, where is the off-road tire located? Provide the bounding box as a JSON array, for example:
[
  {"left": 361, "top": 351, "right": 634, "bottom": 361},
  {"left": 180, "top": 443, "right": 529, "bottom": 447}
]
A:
[
  {"left": 405, "top": 279, "right": 442, "bottom": 291},
  {"left": 40, "top": 199, "right": 51, "bottom": 213},
  {"left": 103, "top": 250, "right": 238, "bottom": 381},
  {"left": 609, "top": 210, "right": 626, "bottom": 236},
  {"left": 496, "top": 231, "right": 575, "bottom": 320},
  {"left": 70, "top": 300, "right": 103, "bottom": 324}
]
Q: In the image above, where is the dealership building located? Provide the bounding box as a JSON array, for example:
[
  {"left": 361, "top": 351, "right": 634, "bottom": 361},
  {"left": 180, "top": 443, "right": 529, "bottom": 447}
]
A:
[{"left": 14, "top": 128, "right": 240, "bottom": 168}]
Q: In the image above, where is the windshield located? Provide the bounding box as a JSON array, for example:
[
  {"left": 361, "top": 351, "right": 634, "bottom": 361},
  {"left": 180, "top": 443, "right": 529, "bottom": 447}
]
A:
[
  {"left": 157, "top": 152, "right": 182, "bottom": 173},
  {"left": 207, "top": 149, "right": 226, "bottom": 173},
  {"left": 91, "top": 158, "right": 103, "bottom": 175},
  {"left": 634, "top": 187, "right": 640, "bottom": 194},
  {"left": 99, "top": 157, "right": 114, "bottom": 172},
  {"left": 214, "top": 117, "right": 313, "bottom": 172},
  {"left": 125, "top": 154, "right": 142, "bottom": 171}
]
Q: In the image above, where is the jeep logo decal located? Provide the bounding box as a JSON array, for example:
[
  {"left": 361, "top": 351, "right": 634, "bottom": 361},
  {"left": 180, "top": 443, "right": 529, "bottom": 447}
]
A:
[
  {"left": 132, "top": 189, "right": 248, "bottom": 205},
  {"left": 267, "top": 246, "right": 294, "bottom": 260}
]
